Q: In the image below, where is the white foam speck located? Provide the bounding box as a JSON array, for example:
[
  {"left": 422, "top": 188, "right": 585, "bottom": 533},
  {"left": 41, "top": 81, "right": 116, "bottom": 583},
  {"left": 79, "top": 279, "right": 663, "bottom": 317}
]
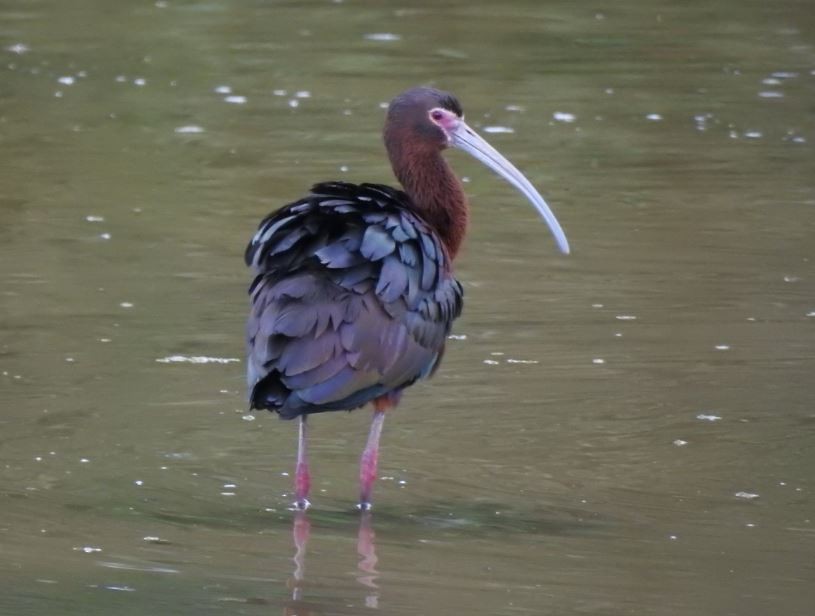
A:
[
  {"left": 483, "top": 359, "right": 500, "bottom": 365},
  {"left": 616, "top": 315, "right": 637, "bottom": 321},
  {"left": 646, "top": 113, "right": 663, "bottom": 121},
  {"left": 806, "top": 311, "right": 815, "bottom": 317},
  {"left": 762, "top": 78, "right": 781, "bottom": 85},
  {"left": 759, "top": 91, "right": 784, "bottom": 98},
  {"left": 241, "top": 414, "right": 255, "bottom": 421},
  {"left": 155, "top": 355, "right": 240, "bottom": 364},
  {"left": 771, "top": 71, "right": 798, "bottom": 79},
  {"left": 694, "top": 113, "right": 714, "bottom": 131},
  {"left": 673, "top": 439, "right": 688, "bottom": 447},
  {"left": 715, "top": 344, "right": 730, "bottom": 350},
  {"left": 592, "top": 358, "right": 605, "bottom": 364},
  {"left": 99, "top": 233, "right": 111, "bottom": 240},
  {"left": 134, "top": 480, "right": 144, "bottom": 486},
  {"left": 85, "top": 215, "right": 105, "bottom": 222},
  {"left": 505, "top": 104, "right": 524, "bottom": 112},
  {"left": 744, "top": 130, "right": 763, "bottom": 139},
  {"left": 364, "top": 33, "right": 401, "bottom": 42},
  {"left": 447, "top": 334, "right": 467, "bottom": 340},
  {"left": 75, "top": 546, "right": 102, "bottom": 553},
  {"left": 6, "top": 43, "right": 30, "bottom": 55},
  {"left": 58, "top": 76, "right": 75, "bottom": 85},
  {"left": 483, "top": 126, "right": 515, "bottom": 134},
  {"left": 119, "top": 302, "right": 134, "bottom": 308},
  {"left": 174, "top": 125, "right": 205, "bottom": 134},
  {"left": 295, "top": 90, "right": 311, "bottom": 98},
  {"left": 553, "top": 111, "right": 576, "bottom": 123},
  {"left": 696, "top": 413, "right": 722, "bottom": 422},
  {"left": 339, "top": 165, "right": 349, "bottom": 172},
  {"left": 507, "top": 358, "right": 539, "bottom": 364},
  {"left": 214, "top": 85, "right": 232, "bottom": 94},
  {"left": 115, "top": 75, "right": 127, "bottom": 83},
  {"left": 224, "top": 95, "right": 247, "bottom": 104},
  {"left": 273, "top": 89, "right": 287, "bottom": 96},
  {"left": 133, "top": 78, "right": 146, "bottom": 86},
  {"left": 735, "top": 491, "right": 759, "bottom": 499}
]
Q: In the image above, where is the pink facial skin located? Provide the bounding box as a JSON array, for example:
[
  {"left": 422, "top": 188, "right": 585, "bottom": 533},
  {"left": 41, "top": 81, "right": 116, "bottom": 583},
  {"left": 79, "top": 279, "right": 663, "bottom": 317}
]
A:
[{"left": 428, "top": 107, "right": 462, "bottom": 145}]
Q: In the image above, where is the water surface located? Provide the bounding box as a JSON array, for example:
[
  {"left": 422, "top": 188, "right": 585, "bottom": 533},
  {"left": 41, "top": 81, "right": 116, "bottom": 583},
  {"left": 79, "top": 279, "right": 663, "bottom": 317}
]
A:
[{"left": 1, "top": 1, "right": 814, "bottom": 614}]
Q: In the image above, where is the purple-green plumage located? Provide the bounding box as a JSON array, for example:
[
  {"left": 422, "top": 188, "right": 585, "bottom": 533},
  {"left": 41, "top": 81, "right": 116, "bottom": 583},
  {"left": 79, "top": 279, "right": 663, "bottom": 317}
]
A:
[{"left": 245, "top": 181, "right": 463, "bottom": 420}]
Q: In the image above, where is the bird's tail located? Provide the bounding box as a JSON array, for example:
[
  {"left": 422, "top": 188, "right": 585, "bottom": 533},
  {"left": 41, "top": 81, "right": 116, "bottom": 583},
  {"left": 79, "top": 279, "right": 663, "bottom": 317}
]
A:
[{"left": 249, "top": 371, "right": 300, "bottom": 419}]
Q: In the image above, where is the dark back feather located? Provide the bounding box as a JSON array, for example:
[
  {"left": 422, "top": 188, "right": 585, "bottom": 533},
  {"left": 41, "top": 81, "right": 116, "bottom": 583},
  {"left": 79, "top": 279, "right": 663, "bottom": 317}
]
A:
[{"left": 246, "top": 182, "right": 463, "bottom": 418}]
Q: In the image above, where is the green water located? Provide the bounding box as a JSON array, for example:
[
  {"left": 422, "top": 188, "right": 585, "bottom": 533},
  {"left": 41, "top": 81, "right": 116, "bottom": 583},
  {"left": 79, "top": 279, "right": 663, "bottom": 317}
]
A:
[{"left": 1, "top": 1, "right": 814, "bottom": 614}]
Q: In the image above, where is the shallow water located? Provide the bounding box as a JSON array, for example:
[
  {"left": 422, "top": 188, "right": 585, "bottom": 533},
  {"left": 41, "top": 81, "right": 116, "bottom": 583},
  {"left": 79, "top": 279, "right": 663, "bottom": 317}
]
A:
[{"left": 2, "top": 0, "right": 814, "bottom": 614}]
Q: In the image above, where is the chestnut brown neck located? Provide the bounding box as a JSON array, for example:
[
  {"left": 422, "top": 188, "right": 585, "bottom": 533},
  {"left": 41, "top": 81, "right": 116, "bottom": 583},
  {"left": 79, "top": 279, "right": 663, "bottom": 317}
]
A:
[{"left": 386, "top": 143, "right": 469, "bottom": 260}]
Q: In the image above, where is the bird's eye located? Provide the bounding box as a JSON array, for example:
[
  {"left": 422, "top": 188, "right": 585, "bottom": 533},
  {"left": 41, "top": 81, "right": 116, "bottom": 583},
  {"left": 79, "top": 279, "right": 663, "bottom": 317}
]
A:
[{"left": 430, "top": 110, "right": 444, "bottom": 122}]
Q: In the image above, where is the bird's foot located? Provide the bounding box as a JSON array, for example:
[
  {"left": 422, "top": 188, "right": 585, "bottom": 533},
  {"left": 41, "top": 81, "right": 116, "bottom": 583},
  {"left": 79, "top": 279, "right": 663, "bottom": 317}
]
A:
[
  {"left": 293, "top": 498, "right": 311, "bottom": 511},
  {"left": 356, "top": 501, "right": 373, "bottom": 512}
]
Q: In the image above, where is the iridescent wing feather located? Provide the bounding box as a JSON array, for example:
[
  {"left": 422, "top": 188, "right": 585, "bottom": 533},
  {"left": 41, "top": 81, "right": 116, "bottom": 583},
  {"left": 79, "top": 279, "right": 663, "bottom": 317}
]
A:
[{"left": 246, "top": 182, "right": 463, "bottom": 419}]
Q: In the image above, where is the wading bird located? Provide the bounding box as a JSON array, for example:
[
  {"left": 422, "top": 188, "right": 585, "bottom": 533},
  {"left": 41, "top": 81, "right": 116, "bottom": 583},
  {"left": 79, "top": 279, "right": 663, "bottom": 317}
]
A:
[{"left": 246, "top": 87, "right": 569, "bottom": 511}]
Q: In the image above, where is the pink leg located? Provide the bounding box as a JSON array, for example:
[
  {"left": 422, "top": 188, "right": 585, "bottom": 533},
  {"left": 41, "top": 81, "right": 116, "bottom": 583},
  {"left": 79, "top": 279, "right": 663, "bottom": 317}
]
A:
[
  {"left": 358, "top": 409, "right": 386, "bottom": 510},
  {"left": 294, "top": 415, "right": 311, "bottom": 510}
]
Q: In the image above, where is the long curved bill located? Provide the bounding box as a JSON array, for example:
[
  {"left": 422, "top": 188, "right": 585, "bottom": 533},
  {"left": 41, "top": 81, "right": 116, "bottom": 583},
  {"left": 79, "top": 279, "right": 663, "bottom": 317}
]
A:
[{"left": 450, "top": 121, "right": 570, "bottom": 255}]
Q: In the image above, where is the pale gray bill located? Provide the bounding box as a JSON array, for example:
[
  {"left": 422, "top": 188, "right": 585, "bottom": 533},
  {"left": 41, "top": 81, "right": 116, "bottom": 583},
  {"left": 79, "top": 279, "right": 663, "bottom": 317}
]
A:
[{"left": 450, "top": 122, "right": 570, "bottom": 255}]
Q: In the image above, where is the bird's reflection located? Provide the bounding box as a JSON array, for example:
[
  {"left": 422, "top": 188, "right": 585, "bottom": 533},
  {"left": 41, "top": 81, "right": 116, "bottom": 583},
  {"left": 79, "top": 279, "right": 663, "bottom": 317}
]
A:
[
  {"left": 356, "top": 512, "right": 379, "bottom": 608},
  {"left": 284, "top": 510, "right": 380, "bottom": 614},
  {"left": 289, "top": 511, "right": 311, "bottom": 603}
]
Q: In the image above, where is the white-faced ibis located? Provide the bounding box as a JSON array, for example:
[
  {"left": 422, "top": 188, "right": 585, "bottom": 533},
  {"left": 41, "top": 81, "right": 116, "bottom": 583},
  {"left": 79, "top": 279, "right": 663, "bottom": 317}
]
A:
[{"left": 246, "top": 87, "right": 569, "bottom": 511}]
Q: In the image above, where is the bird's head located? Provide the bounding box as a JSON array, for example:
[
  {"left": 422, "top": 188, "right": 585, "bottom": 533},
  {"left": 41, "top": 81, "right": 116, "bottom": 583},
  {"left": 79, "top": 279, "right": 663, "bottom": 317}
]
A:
[
  {"left": 385, "top": 87, "right": 464, "bottom": 153},
  {"left": 384, "top": 87, "right": 569, "bottom": 254}
]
